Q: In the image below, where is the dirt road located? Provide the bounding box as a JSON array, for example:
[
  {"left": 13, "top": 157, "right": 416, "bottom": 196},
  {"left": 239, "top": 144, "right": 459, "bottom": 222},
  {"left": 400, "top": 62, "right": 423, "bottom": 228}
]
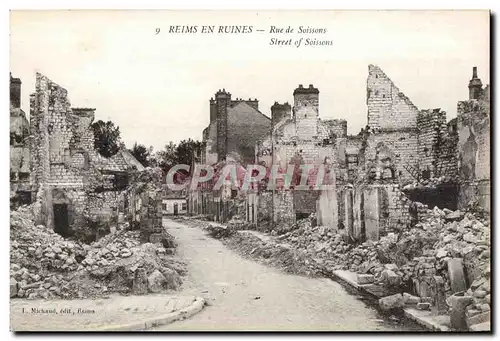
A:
[{"left": 154, "top": 218, "right": 422, "bottom": 331}]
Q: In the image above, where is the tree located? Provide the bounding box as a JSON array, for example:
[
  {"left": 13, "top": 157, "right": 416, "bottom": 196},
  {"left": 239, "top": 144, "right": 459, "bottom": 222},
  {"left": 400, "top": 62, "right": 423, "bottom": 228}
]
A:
[
  {"left": 176, "top": 139, "right": 203, "bottom": 168},
  {"left": 154, "top": 141, "right": 178, "bottom": 172},
  {"left": 152, "top": 139, "right": 203, "bottom": 183},
  {"left": 91, "top": 120, "right": 121, "bottom": 157},
  {"left": 129, "top": 142, "right": 151, "bottom": 167}
]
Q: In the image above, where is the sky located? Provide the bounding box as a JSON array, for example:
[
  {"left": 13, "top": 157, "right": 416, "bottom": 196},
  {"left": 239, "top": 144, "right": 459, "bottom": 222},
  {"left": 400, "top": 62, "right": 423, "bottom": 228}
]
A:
[{"left": 10, "top": 10, "right": 490, "bottom": 151}]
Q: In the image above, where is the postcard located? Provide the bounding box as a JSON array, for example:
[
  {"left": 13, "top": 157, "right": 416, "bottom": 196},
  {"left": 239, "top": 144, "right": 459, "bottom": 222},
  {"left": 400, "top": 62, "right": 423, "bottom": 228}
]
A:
[{"left": 9, "top": 9, "right": 491, "bottom": 332}]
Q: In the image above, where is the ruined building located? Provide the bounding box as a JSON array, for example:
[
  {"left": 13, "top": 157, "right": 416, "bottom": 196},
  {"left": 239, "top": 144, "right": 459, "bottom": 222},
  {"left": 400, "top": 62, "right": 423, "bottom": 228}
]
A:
[
  {"left": 252, "top": 84, "right": 349, "bottom": 231},
  {"left": 360, "top": 65, "right": 422, "bottom": 182},
  {"left": 29, "top": 73, "right": 142, "bottom": 241},
  {"left": 338, "top": 65, "right": 490, "bottom": 243},
  {"left": 10, "top": 74, "right": 31, "bottom": 207},
  {"left": 456, "top": 67, "right": 490, "bottom": 211},
  {"left": 247, "top": 65, "right": 490, "bottom": 243}
]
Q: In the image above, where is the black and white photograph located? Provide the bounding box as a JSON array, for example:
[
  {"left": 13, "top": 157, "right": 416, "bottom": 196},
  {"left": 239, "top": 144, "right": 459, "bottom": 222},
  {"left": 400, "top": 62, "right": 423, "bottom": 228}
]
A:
[{"left": 8, "top": 9, "right": 491, "bottom": 332}]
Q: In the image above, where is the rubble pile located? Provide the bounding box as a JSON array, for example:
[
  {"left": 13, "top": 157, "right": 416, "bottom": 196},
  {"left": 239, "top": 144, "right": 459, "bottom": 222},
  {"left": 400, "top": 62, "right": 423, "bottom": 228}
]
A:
[
  {"left": 277, "top": 223, "right": 352, "bottom": 273},
  {"left": 205, "top": 223, "right": 235, "bottom": 239},
  {"left": 344, "top": 206, "right": 490, "bottom": 296},
  {"left": 180, "top": 217, "right": 212, "bottom": 229},
  {"left": 89, "top": 241, "right": 185, "bottom": 295},
  {"left": 238, "top": 202, "right": 490, "bottom": 320},
  {"left": 337, "top": 204, "right": 490, "bottom": 328},
  {"left": 402, "top": 176, "right": 456, "bottom": 189},
  {"left": 83, "top": 230, "right": 142, "bottom": 268},
  {"left": 214, "top": 201, "right": 490, "bottom": 329},
  {"left": 226, "top": 216, "right": 252, "bottom": 231},
  {"left": 10, "top": 205, "right": 186, "bottom": 300},
  {"left": 225, "top": 232, "right": 316, "bottom": 276},
  {"left": 273, "top": 214, "right": 316, "bottom": 235}
]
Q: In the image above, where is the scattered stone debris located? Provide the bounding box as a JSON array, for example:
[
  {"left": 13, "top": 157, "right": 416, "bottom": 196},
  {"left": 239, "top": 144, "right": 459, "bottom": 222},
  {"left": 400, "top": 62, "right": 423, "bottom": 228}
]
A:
[
  {"left": 187, "top": 201, "right": 490, "bottom": 331},
  {"left": 205, "top": 223, "right": 235, "bottom": 239},
  {"left": 379, "top": 294, "right": 404, "bottom": 311},
  {"left": 10, "top": 205, "right": 186, "bottom": 300}
]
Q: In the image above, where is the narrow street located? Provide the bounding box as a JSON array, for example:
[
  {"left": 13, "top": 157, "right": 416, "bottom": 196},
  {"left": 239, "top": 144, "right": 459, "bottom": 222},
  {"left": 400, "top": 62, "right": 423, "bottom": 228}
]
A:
[{"left": 154, "top": 218, "right": 419, "bottom": 331}]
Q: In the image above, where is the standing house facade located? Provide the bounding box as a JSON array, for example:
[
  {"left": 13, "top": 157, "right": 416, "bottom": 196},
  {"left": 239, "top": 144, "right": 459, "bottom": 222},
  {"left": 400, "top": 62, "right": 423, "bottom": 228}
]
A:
[
  {"left": 163, "top": 187, "right": 188, "bottom": 215},
  {"left": 187, "top": 89, "right": 270, "bottom": 222}
]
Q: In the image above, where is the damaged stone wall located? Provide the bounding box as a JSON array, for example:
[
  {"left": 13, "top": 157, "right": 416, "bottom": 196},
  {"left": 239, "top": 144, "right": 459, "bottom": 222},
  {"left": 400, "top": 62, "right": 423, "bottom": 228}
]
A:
[
  {"left": 256, "top": 84, "right": 344, "bottom": 232},
  {"left": 122, "top": 168, "right": 164, "bottom": 242},
  {"left": 271, "top": 102, "right": 291, "bottom": 127},
  {"left": 10, "top": 74, "right": 31, "bottom": 207},
  {"left": 341, "top": 182, "right": 411, "bottom": 244},
  {"left": 360, "top": 130, "right": 419, "bottom": 183},
  {"left": 457, "top": 89, "right": 490, "bottom": 212},
  {"left": 257, "top": 192, "right": 273, "bottom": 224},
  {"left": 417, "top": 109, "right": 446, "bottom": 179},
  {"left": 29, "top": 73, "right": 130, "bottom": 242},
  {"left": 247, "top": 190, "right": 273, "bottom": 232},
  {"left": 362, "top": 65, "right": 458, "bottom": 183},
  {"left": 417, "top": 109, "right": 460, "bottom": 181},
  {"left": 293, "top": 85, "right": 320, "bottom": 140},
  {"left": 250, "top": 65, "right": 489, "bottom": 247},
  {"left": 385, "top": 184, "right": 411, "bottom": 232},
  {"left": 366, "top": 65, "right": 420, "bottom": 130},
  {"left": 345, "top": 136, "right": 362, "bottom": 182},
  {"left": 273, "top": 191, "right": 295, "bottom": 228},
  {"left": 30, "top": 73, "right": 79, "bottom": 230},
  {"left": 436, "top": 118, "right": 459, "bottom": 179},
  {"left": 323, "top": 119, "right": 347, "bottom": 139}
]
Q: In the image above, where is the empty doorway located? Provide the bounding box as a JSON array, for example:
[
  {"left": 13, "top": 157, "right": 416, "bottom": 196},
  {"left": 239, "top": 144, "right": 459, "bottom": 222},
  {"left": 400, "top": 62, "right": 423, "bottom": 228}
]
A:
[{"left": 53, "top": 203, "right": 69, "bottom": 237}]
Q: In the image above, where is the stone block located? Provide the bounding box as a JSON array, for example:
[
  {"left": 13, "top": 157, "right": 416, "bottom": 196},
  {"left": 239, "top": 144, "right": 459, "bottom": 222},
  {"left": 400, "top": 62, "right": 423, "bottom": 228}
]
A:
[
  {"left": 466, "top": 307, "right": 481, "bottom": 318},
  {"left": 381, "top": 269, "right": 402, "bottom": 287},
  {"left": 384, "top": 263, "right": 399, "bottom": 271},
  {"left": 379, "top": 294, "right": 404, "bottom": 311},
  {"left": 403, "top": 292, "right": 420, "bottom": 305},
  {"left": 417, "top": 302, "right": 431, "bottom": 310},
  {"left": 10, "top": 278, "right": 18, "bottom": 298},
  {"left": 431, "top": 275, "right": 447, "bottom": 314},
  {"left": 436, "top": 249, "right": 448, "bottom": 258},
  {"left": 420, "top": 296, "right": 433, "bottom": 304},
  {"left": 477, "top": 304, "right": 490, "bottom": 312},
  {"left": 466, "top": 311, "right": 490, "bottom": 329},
  {"left": 445, "top": 210, "right": 464, "bottom": 222},
  {"left": 357, "top": 274, "right": 375, "bottom": 285},
  {"left": 147, "top": 269, "right": 166, "bottom": 293},
  {"left": 449, "top": 292, "right": 474, "bottom": 331},
  {"left": 469, "top": 322, "right": 490, "bottom": 332},
  {"left": 417, "top": 279, "right": 429, "bottom": 297},
  {"left": 132, "top": 267, "right": 148, "bottom": 295},
  {"left": 473, "top": 289, "right": 487, "bottom": 298},
  {"left": 447, "top": 258, "right": 467, "bottom": 293}
]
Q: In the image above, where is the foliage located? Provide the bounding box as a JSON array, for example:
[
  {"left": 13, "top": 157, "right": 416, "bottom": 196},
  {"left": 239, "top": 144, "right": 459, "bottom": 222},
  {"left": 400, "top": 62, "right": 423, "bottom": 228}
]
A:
[
  {"left": 91, "top": 120, "right": 121, "bottom": 157},
  {"left": 153, "top": 139, "right": 203, "bottom": 174},
  {"left": 128, "top": 143, "right": 151, "bottom": 167}
]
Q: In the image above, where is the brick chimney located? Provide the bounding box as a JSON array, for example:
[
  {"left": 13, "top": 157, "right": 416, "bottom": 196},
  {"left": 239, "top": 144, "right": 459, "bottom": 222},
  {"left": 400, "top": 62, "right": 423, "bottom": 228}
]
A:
[
  {"left": 10, "top": 73, "right": 21, "bottom": 108},
  {"left": 468, "top": 66, "right": 483, "bottom": 100},
  {"left": 271, "top": 102, "right": 291, "bottom": 127},
  {"left": 215, "top": 89, "right": 231, "bottom": 161}
]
